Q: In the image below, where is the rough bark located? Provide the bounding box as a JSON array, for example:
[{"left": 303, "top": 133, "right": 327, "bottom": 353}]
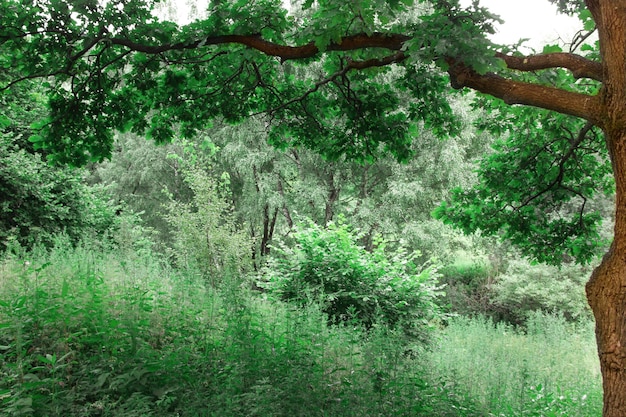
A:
[
  {"left": 446, "top": 60, "right": 602, "bottom": 124},
  {"left": 585, "top": 2, "right": 626, "bottom": 415},
  {"left": 587, "top": 129, "right": 626, "bottom": 417}
]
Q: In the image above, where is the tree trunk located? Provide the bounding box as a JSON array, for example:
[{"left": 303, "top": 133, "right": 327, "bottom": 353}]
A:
[
  {"left": 587, "top": 130, "right": 626, "bottom": 417},
  {"left": 260, "top": 204, "right": 278, "bottom": 256},
  {"left": 587, "top": 246, "right": 626, "bottom": 416},
  {"left": 584, "top": 3, "right": 626, "bottom": 414},
  {"left": 324, "top": 172, "right": 340, "bottom": 226}
]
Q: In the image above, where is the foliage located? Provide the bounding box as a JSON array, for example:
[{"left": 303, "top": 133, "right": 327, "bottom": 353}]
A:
[
  {"left": 88, "top": 132, "right": 194, "bottom": 248},
  {"left": 427, "top": 314, "right": 602, "bottom": 417},
  {"left": 262, "top": 219, "right": 444, "bottom": 341},
  {"left": 0, "top": 238, "right": 486, "bottom": 417},
  {"left": 0, "top": 0, "right": 609, "bottom": 265},
  {"left": 435, "top": 105, "right": 612, "bottom": 265},
  {"left": 0, "top": 134, "right": 117, "bottom": 250},
  {"left": 0, "top": 0, "right": 504, "bottom": 164},
  {"left": 438, "top": 255, "right": 497, "bottom": 318},
  {"left": 211, "top": 106, "right": 487, "bottom": 269},
  {"left": 438, "top": 250, "right": 593, "bottom": 326},
  {"left": 492, "top": 258, "right": 592, "bottom": 324},
  {"left": 0, "top": 69, "right": 118, "bottom": 251},
  {"left": 165, "top": 167, "right": 252, "bottom": 286},
  {"left": 0, "top": 238, "right": 602, "bottom": 417},
  {"left": 3, "top": 0, "right": 625, "bottom": 411}
]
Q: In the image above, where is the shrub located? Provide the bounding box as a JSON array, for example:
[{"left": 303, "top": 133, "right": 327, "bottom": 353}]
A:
[
  {"left": 438, "top": 257, "right": 496, "bottom": 318},
  {"left": 492, "top": 258, "right": 592, "bottom": 324},
  {"left": 261, "top": 219, "right": 444, "bottom": 341},
  {"left": 0, "top": 134, "right": 117, "bottom": 250}
]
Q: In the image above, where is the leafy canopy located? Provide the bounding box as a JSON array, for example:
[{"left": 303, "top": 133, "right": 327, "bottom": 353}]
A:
[
  {"left": 0, "top": 0, "right": 607, "bottom": 263},
  {"left": 0, "top": 0, "right": 502, "bottom": 164}
]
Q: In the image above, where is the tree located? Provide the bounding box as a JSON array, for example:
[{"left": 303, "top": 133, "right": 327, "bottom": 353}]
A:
[
  {"left": 213, "top": 111, "right": 483, "bottom": 266},
  {"left": 1, "top": 0, "right": 625, "bottom": 414},
  {"left": 89, "top": 131, "right": 194, "bottom": 247}
]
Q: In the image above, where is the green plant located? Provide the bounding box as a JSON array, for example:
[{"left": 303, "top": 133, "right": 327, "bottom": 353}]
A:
[
  {"left": 262, "top": 219, "right": 444, "bottom": 341},
  {"left": 493, "top": 259, "right": 592, "bottom": 325},
  {"left": 426, "top": 314, "right": 602, "bottom": 417},
  {"left": 165, "top": 167, "right": 252, "bottom": 286},
  {"left": 0, "top": 134, "right": 118, "bottom": 251},
  {"left": 439, "top": 256, "right": 496, "bottom": 318}
]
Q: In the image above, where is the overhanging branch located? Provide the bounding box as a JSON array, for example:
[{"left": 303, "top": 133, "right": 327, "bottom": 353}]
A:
[
  {"left": 257, "top": 52, "right": 406, "bottom": 116},
  {"left": 4, "top": 27, "right": 605, "bottom": 126},
  {"left": 109, "top": 32, "right": 411, "bottom": 60},
  {"left": 496, "top": 52, "right": 603, "bottom": 82},
  {"left": 447, "top": 59, "right": 602, "bottom": 126}
]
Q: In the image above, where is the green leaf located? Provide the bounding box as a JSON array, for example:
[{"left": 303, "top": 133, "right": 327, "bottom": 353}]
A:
[
  {"left": 542, "top": 44, "right": 563, "bottom": 54},
  {"left": 0, "top": 115, "right": 11, "bottom": 128}
]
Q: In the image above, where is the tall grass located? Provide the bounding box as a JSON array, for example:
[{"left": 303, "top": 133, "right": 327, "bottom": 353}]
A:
[
  {"left": 0, "top": 239, "right": 466, "bottom": 416},
  {"left": 0, "top": 238, "right": 602, "bottom": 416},
  {"left": 427, "top": 314, "right": 602, "bottom": 416}
]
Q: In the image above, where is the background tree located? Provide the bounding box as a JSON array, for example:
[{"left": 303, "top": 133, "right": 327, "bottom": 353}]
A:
[
  {"left": 88, "top": 131, "right": 195, "bottom": 249},
  {"left": 2, "top": 0, "right": 625, "bottom": 414}
]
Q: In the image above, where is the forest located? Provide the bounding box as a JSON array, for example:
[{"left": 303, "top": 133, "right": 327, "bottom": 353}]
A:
[{"left": 0, "top": 0, "right": 622, "bottom": 415}]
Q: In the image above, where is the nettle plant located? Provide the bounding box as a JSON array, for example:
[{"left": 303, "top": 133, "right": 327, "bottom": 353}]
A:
[{"left": 262, "top": 219, "right": 444, "bottom": 341}]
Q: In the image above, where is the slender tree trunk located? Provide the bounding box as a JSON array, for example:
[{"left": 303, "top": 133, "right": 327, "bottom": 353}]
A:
[
  {"left": 587, "top": 130, "right": 626, "bottom": 417},
  {"left": 250, "top": 224, "right": 258, "bottom": 271},
  {"left": 260, "top": 204, "right": 278, "bottom": 256},
  {"left": 277, "top": 177, "right": 293, "bottom": 228},
  {"left": 324, "top": 172, "right": 340, "bottom": 226}
]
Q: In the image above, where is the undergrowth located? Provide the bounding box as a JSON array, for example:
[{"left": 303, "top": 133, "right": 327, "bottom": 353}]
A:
[
  {"left": 427, "top": 314, "right": 602, "bottom": 416},
  {"left": 0, "top": 239, "right": 602, "bottom": 416}
]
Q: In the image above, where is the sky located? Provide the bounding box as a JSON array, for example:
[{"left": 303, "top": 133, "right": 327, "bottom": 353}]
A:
[
  {"left": 460, "top": 0, "right": 583, "bottom": 50},
  {"left": 167, "top": 0, "right": 585, "bottom": 52}
]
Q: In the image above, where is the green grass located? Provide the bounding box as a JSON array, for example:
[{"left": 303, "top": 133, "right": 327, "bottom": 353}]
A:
[
  {"left": 0, "top": 239, "right": 603, "bottom": 416},
  {"left": 427, "top": 314, "right": 602, "bottom": 416}
]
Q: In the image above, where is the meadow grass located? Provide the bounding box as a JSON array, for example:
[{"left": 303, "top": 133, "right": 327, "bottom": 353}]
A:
[
  {"left": 427, "top": 314, "right": 602, "bottom": 416},
  {"left": 0, "top": 240, "right": 603, "bottom": 416}
]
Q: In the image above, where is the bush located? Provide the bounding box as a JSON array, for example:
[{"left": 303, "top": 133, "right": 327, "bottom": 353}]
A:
[
  {"left": 261, "top": 219, "right": 444, "bottom": 341},
  {"left": 0, "top": 134, "right": 118, "bottom": 250},
  {"left": 492, "top": 258, "right": 592, "bottom": 325},
  {"left": 439, "top": 257, "right": 496, "bottom": 318}
]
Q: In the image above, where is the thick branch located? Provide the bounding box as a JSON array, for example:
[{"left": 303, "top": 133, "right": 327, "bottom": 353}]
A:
[
  {"left": 496, "top": 52, "right": 603, "bottom": 82},
  {"left": 110, "top": 32, "right": 411, "bottom": 60},
  {"left": 448, "top": 60, "right": 603, "bottom": 126},
  {"left": 5, "top": 27, "right": 606, "bottom": 125},
  {"left": 109, "top": 31, "right": 601, "bottom": 82}
]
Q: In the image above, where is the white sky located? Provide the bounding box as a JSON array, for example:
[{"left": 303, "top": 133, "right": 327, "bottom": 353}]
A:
[
  {"left": 461, "top": 0, "right": 583, "bottom": 51},
  {"left": 166, "top": 0, "right": 585, "bottom": 52}
]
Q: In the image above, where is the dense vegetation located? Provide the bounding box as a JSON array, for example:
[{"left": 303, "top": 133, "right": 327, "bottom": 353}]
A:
[
  {"left": 0, "top": 109, "right": 603, "bottom": 415},
  {"left": 0, "top": 238, "right": 601, "bottom": 416},
  {"left": 2, "top": 0, "right": 622, "bottom": 414}
]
